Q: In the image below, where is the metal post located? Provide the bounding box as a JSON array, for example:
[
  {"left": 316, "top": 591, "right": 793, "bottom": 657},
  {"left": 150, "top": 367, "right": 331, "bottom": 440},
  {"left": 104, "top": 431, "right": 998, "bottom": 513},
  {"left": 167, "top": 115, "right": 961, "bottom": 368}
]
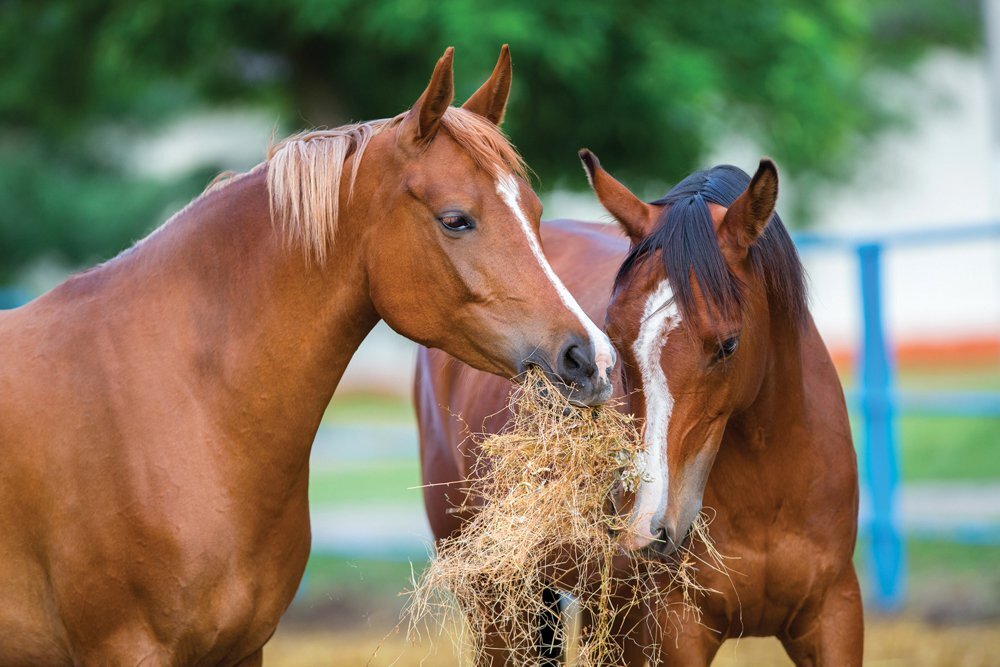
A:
[
  {"left": 857, "top": 243, "right": 905, "bottom": 610},
  {"left": 985, "top": 0, "right": 1000, "bottom": 213}
]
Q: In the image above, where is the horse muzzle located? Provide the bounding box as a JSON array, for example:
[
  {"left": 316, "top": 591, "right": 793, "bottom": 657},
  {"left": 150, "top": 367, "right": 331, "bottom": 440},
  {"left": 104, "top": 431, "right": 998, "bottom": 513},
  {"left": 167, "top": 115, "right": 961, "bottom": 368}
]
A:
[{"left": 521, "top": 334, "right": 615, "bottom": 406}]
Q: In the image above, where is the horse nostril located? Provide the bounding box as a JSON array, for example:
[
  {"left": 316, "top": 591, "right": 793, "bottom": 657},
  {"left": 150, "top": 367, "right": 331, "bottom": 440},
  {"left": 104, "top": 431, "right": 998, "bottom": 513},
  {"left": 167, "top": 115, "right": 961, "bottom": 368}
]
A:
[
  {"left": 563, "top": 344, "right": 584, "bottom": 373},
  {"left": 558, "top": 340, "right": 596, "bottom": 384},
  {"left": 551, "top": 337, "right": 611, "bottom": 406}
]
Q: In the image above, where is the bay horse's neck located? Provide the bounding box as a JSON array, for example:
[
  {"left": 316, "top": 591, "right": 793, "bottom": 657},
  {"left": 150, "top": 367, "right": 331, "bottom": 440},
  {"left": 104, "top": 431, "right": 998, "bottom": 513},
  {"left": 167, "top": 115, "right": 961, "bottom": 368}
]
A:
[
  {"left": 83, "top": 167, "right": 378, "bottom": 468},
  {"left": 742, "top": 313, "right": 809, "bottom": 439},
  {"left": 710, "top": 310, "right": 824, "bottom": 505}
]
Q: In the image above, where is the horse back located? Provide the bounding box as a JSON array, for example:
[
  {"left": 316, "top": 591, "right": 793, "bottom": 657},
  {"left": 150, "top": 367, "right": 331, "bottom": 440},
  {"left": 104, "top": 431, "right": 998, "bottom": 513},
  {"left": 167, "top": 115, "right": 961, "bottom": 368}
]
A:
[{"left": 416, "top": 220, "right": 628, "bottom": 542}]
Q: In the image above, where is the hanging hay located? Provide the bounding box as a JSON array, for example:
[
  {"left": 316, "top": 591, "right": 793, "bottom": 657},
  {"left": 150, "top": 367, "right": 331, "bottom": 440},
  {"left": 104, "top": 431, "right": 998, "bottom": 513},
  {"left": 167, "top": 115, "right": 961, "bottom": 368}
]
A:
[{"left": 407, "top": 368, "right": 731, "bottom": 665}]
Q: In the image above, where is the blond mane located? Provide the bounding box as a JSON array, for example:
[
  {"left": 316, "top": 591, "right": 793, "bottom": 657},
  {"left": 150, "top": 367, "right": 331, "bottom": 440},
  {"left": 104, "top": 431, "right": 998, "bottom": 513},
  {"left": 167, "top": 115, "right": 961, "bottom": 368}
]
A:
[{"left": 266, "top": 107, "right": 528, "bottom": 263}]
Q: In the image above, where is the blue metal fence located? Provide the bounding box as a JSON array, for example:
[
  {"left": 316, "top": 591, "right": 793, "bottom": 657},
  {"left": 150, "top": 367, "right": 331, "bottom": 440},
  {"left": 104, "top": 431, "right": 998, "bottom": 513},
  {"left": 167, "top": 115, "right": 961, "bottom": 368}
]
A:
[{"left": 793, "top": 222, "right": 1000, "bottom": 611}]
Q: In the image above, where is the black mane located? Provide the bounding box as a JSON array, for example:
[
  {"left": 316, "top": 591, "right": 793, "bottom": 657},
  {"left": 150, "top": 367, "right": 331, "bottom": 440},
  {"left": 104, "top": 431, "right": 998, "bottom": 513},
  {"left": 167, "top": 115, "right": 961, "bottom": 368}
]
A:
[{"left": 614, "top": 164, "right": 807, "bottom": 327}]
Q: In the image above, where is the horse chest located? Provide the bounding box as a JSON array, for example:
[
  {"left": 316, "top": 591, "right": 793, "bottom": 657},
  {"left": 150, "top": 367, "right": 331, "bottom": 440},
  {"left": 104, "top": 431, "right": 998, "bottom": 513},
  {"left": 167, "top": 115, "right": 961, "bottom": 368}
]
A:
[
  {"left": 692, "top": 521, "right": 847, "bottom": 638},
  {"left": 28, "top": 478, "right": 313, "bottom": 665},
  {"left": 54, "top": 540, "right": 307, "bottom": 665}
]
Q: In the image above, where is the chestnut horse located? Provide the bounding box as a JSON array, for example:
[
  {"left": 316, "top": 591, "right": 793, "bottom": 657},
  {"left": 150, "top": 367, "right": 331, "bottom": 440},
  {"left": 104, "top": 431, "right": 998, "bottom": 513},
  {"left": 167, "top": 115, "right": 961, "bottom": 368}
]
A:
[
  {"left": 417, "top": 155, "right": 862, "bottom": 665},
  {"left": 0, "top": 48, "right": 615, "bottom": 666}
]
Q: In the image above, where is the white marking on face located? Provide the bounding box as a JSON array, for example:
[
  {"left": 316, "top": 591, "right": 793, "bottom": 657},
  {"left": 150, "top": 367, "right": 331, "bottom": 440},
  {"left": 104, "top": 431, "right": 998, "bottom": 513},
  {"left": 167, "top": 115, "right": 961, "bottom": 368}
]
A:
[
  {"left": 496, "top": 174, "right": 616, "bottom": 382},
  {"left": 626, "top": 278, "right": 680, "bottom": 549}
]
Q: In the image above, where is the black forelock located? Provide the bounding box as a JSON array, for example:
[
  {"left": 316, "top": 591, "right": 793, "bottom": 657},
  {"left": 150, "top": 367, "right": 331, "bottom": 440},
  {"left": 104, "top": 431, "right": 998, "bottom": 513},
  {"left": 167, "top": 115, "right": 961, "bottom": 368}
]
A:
[{"left": 614, "top": 165, "right": 807, "bottom": 327}]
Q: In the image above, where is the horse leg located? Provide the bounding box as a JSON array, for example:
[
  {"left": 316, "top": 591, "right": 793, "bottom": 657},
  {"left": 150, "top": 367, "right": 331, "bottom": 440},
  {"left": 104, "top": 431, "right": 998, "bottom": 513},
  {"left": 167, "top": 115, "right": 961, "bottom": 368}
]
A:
[
  {"left": 577, "top": 597, "right": 649, "bottom": 666},
  {"left": 479, "top": 624, "right": 515, "bottom": 667},
  {"left": 780, "top": 566, "right": 864, "bottom": 667},
  {"left": 538, "top": 586, "right": 565, "bottom": 666},
  {"left": 234, "top": 647, "right": 263, "bottom": 666},
  {"left": 478, "top": 587, "right": 564, "bottom": 667},
  {"left": 79, "top": 643, "right": 170, "bottom": 666},
  {"left": 82, "top": 640, "right": 264, "bottom": 667},
  {"left": 648, "top": 609, "right": 723, "bottom": 667}
]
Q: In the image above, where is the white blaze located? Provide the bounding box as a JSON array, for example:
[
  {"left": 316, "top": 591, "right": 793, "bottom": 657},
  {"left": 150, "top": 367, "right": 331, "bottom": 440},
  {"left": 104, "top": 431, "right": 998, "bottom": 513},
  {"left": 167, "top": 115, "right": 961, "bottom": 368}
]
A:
[
  {"left": 495, "top": 174, "right": 616, "bottom": 380},
  {"left": 626, "top": 279, "right": 680, "bottom": 549}
]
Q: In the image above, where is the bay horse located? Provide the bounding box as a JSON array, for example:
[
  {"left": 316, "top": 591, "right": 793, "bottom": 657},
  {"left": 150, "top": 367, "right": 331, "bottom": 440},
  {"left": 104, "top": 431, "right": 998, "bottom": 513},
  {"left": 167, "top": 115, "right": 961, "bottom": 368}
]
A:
[
  {"left": 417, "top": 154, "right": 862, "bottom": 665},
  {"left": 0, "top": 47, "right": 614, "bottom": 666}
]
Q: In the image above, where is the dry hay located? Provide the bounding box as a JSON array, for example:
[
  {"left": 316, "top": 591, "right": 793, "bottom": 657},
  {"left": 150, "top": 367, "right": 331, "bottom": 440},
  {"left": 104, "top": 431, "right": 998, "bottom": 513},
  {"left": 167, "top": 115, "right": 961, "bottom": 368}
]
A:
[{"left": 407, "top": 369, "right": 731, "bottom": 665}]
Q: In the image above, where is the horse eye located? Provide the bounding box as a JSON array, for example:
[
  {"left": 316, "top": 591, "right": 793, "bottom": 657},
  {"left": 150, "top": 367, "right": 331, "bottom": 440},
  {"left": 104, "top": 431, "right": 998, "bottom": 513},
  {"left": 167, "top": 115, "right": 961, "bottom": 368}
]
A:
[
  {"left": 717, "top": 336, "right": 739, "bottom": 361},
  {"left": 437, "top": 213, "right": 475, "bottom": 232}
]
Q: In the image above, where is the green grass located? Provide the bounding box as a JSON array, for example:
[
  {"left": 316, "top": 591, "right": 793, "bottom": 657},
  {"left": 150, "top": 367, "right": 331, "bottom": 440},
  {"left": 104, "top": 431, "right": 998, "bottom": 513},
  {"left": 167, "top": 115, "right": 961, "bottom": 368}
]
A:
[
  {"left": 309, "top": 460, "right": 422, "bottom": 506},
  {"left": 301, "top": 554, "right": 425, "bottom": 598},
  {"left": 842, "top": 365, "right": 1000, "bottom": 481},
  {"left": 855, "top": 538, "right": 1000, "bottom": 615},
  {"left": 856, "top": 538, "right": 1000, "bottom": 577},
  {"left": 897, "top": 415, "right": 1000, "bottom": 481},
  {"left": 323, "top": 393, "right": 415, "bottom": 425},
  {"left": 850, "top": 414, "right": 1000, "bottom": 482},
  {"left": 842, "top": 363, "right": 1000, "bottom": 480},
  {"left": 299, "top": 539, "right": 1000, "bottom": 612},
  {"left": 905, "top": 539, "right": 1000, "bottom": 575}
]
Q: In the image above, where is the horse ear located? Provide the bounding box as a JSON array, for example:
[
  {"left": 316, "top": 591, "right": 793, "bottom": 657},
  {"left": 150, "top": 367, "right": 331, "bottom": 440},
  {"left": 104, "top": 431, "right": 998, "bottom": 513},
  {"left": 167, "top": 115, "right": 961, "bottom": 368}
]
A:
[
  {"left": 722, "top": 158, "right": 778, "bottom": 252},
  {"left": 579, "top": 149, "right": 658, "bottom": 244},
  {"left": 400, "top": 47, "right": 455, "bottom": 150},
  {"left": 462, "top": 44, "right": 512, "bottom": 125}
]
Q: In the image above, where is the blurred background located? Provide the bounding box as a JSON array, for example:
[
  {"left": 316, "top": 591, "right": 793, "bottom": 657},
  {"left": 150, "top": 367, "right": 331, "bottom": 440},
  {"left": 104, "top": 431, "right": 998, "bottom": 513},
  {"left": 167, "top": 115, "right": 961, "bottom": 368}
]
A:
[{"left": 2, "top": 1, "right": 998, "bottom": 664}]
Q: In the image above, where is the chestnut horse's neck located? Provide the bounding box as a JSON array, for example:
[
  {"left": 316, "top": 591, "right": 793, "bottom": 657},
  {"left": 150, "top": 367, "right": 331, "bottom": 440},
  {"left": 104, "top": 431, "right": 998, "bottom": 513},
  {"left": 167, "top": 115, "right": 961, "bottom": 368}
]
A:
[{"left": 66, "top": 166, "right": 377, "bottom": 469}]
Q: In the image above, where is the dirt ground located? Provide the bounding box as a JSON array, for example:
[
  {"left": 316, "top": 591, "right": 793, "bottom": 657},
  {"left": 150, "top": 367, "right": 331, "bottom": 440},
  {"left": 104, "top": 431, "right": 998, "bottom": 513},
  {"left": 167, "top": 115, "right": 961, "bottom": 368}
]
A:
[{"left": 265, "top": 618, "right": 1000, "bottom": 666}]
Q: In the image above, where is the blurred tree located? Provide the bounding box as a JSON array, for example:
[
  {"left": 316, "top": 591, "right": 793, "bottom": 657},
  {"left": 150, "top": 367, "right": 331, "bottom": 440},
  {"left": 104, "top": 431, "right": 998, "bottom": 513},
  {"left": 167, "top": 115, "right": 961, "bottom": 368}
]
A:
[{"left": 0, "top": 0, "right": 981, "bottom": 279}]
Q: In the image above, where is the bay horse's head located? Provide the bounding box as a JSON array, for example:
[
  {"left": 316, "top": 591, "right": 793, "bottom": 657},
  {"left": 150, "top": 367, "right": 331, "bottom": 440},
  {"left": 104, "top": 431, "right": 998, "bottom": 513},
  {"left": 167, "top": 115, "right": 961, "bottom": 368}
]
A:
[
  {"left": 579, "top": 151, "right": 806, "bottom": 554},
  {"left": 270, "top": 48, "right": 614, "bottom": 405}
]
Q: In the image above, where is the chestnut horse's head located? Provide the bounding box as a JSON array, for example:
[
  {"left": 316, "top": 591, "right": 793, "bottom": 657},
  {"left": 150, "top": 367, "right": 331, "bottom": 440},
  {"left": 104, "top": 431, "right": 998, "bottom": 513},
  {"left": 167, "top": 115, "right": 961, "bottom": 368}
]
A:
[
  {"left": 579, "top": 151, "right": 807, "bottom": 553},
  {"left": 270, "top": 48, "right": 614, "bottom": 405}
]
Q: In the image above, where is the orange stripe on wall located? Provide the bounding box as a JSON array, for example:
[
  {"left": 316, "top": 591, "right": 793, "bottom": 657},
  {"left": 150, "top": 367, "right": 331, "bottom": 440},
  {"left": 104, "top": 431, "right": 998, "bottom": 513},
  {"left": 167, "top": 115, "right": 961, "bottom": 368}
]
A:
[{"left": 828, "top": 335, "right": 1000, "bottom": 368}]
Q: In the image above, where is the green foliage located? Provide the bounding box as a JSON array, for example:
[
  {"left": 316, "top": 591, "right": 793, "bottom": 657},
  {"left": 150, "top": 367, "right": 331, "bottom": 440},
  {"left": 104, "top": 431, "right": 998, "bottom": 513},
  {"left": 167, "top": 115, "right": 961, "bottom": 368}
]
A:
[
  {"left": 0, "top": 136, "right": 214, "bottom": 282},
  {"left": 0, "top": 0, "right": 981, "bottom": 277}
]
